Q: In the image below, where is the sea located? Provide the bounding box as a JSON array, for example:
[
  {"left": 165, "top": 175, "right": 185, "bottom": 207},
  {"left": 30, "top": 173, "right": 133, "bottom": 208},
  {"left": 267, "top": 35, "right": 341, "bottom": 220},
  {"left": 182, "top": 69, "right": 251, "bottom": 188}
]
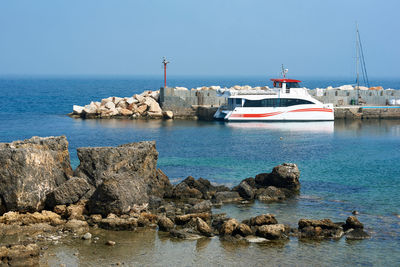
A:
[{"left": 0, "top": 76, "right": 400, "bottom": 266}]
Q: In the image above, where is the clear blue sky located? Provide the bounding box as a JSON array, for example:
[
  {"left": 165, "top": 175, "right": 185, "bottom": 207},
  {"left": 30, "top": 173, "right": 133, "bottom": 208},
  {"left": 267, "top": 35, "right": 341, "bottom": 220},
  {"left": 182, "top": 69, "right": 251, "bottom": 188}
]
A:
[{"left": 0, "top": 0, "right": 399, "bottom": 77}]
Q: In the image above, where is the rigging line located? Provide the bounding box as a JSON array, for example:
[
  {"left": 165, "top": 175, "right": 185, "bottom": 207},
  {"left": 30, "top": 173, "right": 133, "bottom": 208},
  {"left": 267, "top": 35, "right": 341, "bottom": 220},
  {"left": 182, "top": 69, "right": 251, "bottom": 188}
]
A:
[
  {"left": 359, "top": 40, "right": 367, "bottom": 86},
  {"left": 357, "top": 29, "right": 370, "bottom": 87}
]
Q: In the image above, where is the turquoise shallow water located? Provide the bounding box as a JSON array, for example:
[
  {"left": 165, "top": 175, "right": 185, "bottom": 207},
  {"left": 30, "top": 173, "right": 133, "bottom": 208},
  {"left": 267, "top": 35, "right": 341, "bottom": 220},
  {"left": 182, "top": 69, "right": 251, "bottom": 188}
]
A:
[{"left": 1, "top": 77, "right": 400, "bottom": 265}]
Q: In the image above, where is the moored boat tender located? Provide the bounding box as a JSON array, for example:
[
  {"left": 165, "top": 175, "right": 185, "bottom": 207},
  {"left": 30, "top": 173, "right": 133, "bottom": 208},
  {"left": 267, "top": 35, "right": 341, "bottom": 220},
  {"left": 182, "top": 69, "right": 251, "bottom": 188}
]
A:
[{"left": 214, "top": 68, "right": 334, "bottom": 121}]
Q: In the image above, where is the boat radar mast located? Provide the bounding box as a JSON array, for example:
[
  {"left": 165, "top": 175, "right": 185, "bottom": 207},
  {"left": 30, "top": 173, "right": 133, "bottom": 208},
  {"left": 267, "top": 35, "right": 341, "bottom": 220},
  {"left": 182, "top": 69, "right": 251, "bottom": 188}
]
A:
[{"left": 281, "top": 64, "right": 288, "bottom": 78}]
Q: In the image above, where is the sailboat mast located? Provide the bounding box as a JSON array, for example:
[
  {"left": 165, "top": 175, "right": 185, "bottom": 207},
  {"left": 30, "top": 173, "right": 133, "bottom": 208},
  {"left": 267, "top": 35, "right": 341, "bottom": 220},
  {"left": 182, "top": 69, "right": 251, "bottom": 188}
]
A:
[{"left": 356, "top": 23, "right": 360, "bottom": 105}]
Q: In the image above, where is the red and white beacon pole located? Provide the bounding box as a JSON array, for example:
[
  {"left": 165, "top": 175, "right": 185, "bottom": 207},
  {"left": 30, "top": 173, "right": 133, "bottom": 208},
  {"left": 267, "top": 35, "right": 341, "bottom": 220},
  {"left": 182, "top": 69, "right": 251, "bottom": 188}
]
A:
[{"left": 162, "top": 57, "right": 170, "bottom": 88}]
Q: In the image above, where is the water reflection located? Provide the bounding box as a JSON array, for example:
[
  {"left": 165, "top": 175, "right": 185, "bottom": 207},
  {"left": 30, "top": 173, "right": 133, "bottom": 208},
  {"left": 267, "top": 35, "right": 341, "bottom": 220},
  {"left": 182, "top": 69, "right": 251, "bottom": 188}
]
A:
[
  {"left": 334, "top": 119, "right": 400, "bottom": 136},
  {"left": 226, "top": 121, "right": 334, "bottom": 133}
]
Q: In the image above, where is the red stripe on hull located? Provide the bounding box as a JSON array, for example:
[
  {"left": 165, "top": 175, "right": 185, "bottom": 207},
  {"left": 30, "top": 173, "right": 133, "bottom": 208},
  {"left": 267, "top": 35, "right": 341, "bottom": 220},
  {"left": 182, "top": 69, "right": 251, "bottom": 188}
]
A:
[{"left": 229, "top": 108, "right": 333, "bottom": 118}]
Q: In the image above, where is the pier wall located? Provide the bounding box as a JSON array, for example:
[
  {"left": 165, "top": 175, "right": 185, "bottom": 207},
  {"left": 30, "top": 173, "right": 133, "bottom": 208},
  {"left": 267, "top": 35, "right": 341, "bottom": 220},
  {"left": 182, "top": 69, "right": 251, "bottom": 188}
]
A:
[
  {"left": 309, "top": 89, "right": 400, "bottom": 106},
  {"left": 159, "top": 87, "right": 227, "bottom": 118}
]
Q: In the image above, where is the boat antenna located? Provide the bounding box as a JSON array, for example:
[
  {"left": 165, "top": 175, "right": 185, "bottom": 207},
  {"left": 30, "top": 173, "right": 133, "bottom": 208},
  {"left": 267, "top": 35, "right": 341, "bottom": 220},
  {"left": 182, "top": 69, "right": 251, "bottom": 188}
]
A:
[
  {"left": 356, "top": 23, "right": 360, "bottom": 104},
  {"left": 281, "top": 64, "right": 288, "bottom": 78}
]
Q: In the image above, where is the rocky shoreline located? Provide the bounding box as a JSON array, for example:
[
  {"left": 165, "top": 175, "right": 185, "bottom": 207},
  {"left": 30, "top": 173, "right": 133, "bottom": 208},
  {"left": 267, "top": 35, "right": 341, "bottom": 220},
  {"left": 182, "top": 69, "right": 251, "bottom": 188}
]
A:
[{"left": 0, "top": 136, "right": 370, "bottom": 266}]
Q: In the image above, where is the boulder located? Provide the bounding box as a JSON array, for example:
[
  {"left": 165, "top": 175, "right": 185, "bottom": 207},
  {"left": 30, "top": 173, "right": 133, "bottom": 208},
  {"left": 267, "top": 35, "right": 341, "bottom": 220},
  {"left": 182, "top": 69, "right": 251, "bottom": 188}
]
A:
[
  {"left": 256, "top": 224, "right": 288, "bottom": 240},
  {"left": 195, "top": 217, "right": 212, "bottom": 237},
  {"left": 175, "top": 212, "right": 211, "bottom": 225},
  {"left": 119, "top": 108, "right": 133, "bottom": 116},
  {"left": 73, "top": 105, "right": 84, "bottom": 115},
  {"left": 64, "top": 219, "right": 89, "bottom": 234},
  {"left": 149, "top": 169, "right": 172, "bottom": 198},
  {"left": 0, "top": 136, "right": 72, "bottom": 213},
  {"left": 343, "top": 216, "right": 364, "bottom": 231},
  {"left": 237, "top": 223, "right": 253, "bottom": 236},
  {"left": 172, "top": 182, "right": 203, "bottom": 199},
  {"left": 105, "top": 101, "right": 116, "bottom": 110},
  {"left": 212, "top": 191, "right": 241, "bottom": 204},
  {"left": 67, "top": 202, "right": 86, "bottom": 220},
  {"left": 126, "top": 97, "right": 138, "bottom": 105},
  {"left": 237, "top": 181, "right": 254, "bottom": 199},
  {"left": 145, "top": 97, "right": 162, "bottom": 113},
  {"left": 97, "top": 217, "right": 137, "bottom": 231},
  {"left": 136, "top": 104, "right": 148, "bottom": 115},
  {"left": 157, "top": 216, "right": 174, "bottom": 231},
  {"left": 220, "top": 218, "right": 240, "bottom": 235},
  {"left": 255, "top": 163, "right": 300, "bottom": 191},
  {"left": 169, "top": 229, "right": 202, "bottom": 240},
  {"left": 163, "top": 111, "right": 174, "bottom": 119},
  {"left": 255, "top": 186, "right": 286, "bottom": 202},
  {"left": 82, "top": 102, "right": 98, "bottom": 115},
  {"left": 189, "top": 200, "right": 212, "bottom": 213},
  {"left": 0, "top": 244, "right": 40, "bottom": 267},
  {"left": 134, "top": 94, "right": 145, "bottom": 103},
  {"left": 75, "top": 141, "right": 159, "bottom": 216},
  {"left": 345, "top": 228, "right": 370, "bottom": 240},
  {"left": 45, "top": 177, "right": 92, "bottom": 208},
  {"left": 246, "top": 214, "right": 278, "bottom": 226},
  {"left": 298, "top": 218, "right": 344, "bottom": 239}
]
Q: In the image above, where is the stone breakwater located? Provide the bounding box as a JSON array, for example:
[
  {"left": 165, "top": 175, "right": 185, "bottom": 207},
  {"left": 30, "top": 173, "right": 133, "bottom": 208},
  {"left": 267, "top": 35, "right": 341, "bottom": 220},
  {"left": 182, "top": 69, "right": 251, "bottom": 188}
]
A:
[
  {"left": 0, "top": 136, "right": 370, "bottom": 265},
  {"left": 69, "top": 89, "right": 174, "bottom": 120},
  {"left": 71, "top": 85, "right": 400, "bottom": 121}
]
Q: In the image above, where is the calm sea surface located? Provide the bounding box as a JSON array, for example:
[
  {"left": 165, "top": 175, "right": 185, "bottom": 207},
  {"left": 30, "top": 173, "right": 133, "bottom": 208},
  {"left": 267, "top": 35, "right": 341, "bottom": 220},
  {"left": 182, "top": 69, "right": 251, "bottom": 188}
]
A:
[{"left": 0, "top": 76, "right": 400, "bottom": 266}]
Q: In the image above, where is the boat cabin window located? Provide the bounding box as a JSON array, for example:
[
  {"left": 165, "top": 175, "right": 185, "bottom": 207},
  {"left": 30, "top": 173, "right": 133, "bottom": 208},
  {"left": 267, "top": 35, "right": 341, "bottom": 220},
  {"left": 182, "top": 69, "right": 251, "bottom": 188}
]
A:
[
  {"left": 228, "top": 98, "right": 243, "bottom": 109},
  {"left": 243, "top": 98, "right": 314, "bottom": 107},
  {"left": 286, "top": 82, "right": 300, "bottom": 89}
]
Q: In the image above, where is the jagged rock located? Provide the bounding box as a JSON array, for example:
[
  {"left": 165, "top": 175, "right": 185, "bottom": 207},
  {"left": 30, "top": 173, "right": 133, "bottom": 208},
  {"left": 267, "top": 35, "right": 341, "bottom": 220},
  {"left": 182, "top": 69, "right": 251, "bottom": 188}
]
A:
[
  {"left": 157, "top": 216, "right": 174, "bottom": 231},
  {"left": 343, "top": 216, "right": 364, "bottom": 231},
  {"left": 82, "top": 102, "right": 98, "bottom": 115},
  {"left": 150, "top": 169, "right": 172, "bottom": 199},
  {"left": 256, "top": 224, "right": 288, "bottom": 240},
  {"left": 255, "top": 163, "right": 300, "bottom": 191},
  {"left": 255, "top": 186, "right": 286, "bottom": 202},
  {"left": 150, "top": 91, "right": 160, "bottom": 101},
  {"left": 346, "top": 228, "right": 370, "bottom": 240},
  {"left": 0, "top": 210, "right": 64, "bottom": 226},
  {"left": 134, "top": 94, "right": 145, "bottom": 103},
  {"left": 0, "top": 244, "right": 40, "bottom": 267},
  {"left": 212, "top": 191, "right": 241, "bottom": 204},
  {"left": 237, "top": 181, "right": 254, "bottom": 199},
  {"left": 101, "top": 97, "right": 113, "bottom": 106},
  {"left": 196, "top": 217, "right": 212, "bottom": 236},
  {"left": 105, "top": 101, "right": 115, "bottom": 110},
  {"left": 76, "top": 141, "right": 159, "bottom": 216},
  {"left": 163, "top": 111, "right": 174, "bottom": 119},
  {"left": 45, "top": 177, "right": 92, "bottom": 209},
  {"left": 145, "top": 97, "right": 162, "bottom": 113},
  {"left": 189, "top": 200, "right": 212, "bottom": 213},
  {"left": 298, "top": 218, "right": 344, "bottom": 239},
  {"left": 237, "top": 223, "right": 253, "bottom": 236},
  {"left": 73, "top": 105, "right": 84, "bottom": 115},
  {"left": 126, "top": 97, "right": 138, "bottom": 105},
  {"left": 220, "top": 218, "right": 240, "bottom": 235},
  {"left": 172, "top": 182, "right": 203, "bottom": 199},
  {"left": 119, "top": 108, "right": 133, "bottom": 116},
  {"left": 245, "top": 214, "right": 278, "bottom": 226},
  {"left": 0, "top": 136, "right": 72, "bottom": 213},
  {"left": 175, "top": 212, "right": 211, "bottom": 225},
  {"left": 136, "top": 104, "right": 148, "bottom": 114}
]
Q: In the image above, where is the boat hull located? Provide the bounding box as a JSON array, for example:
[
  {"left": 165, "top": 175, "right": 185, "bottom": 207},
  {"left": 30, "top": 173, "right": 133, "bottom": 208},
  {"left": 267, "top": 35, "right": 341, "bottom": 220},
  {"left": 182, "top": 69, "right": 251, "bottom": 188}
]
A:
[{"left": 225, "top": 105, "right": 334, "bottom": 121}]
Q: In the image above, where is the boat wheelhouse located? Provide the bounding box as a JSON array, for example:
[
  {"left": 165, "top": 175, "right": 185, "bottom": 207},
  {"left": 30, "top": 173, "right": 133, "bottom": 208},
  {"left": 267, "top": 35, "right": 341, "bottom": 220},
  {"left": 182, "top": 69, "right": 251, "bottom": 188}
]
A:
[{"left": 214, "top": 74, "right": 334, "bottom": 121}]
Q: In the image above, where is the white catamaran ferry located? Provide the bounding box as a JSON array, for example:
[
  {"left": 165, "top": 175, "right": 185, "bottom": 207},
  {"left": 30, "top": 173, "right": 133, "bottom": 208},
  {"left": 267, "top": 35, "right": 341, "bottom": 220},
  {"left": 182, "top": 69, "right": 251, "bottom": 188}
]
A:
[{"left": 214, "top": 69, "right": 334, "bottom": 121}]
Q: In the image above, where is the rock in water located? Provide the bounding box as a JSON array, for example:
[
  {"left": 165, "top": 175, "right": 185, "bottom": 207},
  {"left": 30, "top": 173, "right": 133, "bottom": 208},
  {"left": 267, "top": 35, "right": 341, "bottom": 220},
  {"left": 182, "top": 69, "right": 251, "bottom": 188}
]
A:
[
  {"left": 237, "top": 181, "right": 254, "bottom": 199},
  {"left": 0, "top": 244, "right": 40, "bottom": 266},
  {"left": 0, "top": 136, "right": 73, "bottom": 213},
  {"left": 45, "top": 177, "right": 92, "bottom": 208},
  {"left": 157, "top": 216, "right": 174, "bottom": 231},
  {"left": 256, "top": 224, "right": 288, "bottom": 240},
  {"left": 76, "top": 141, "right": 167, "bottom": 216},
  {"left": 255, "top": 163, "right": 300, "bottom": 191}
]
